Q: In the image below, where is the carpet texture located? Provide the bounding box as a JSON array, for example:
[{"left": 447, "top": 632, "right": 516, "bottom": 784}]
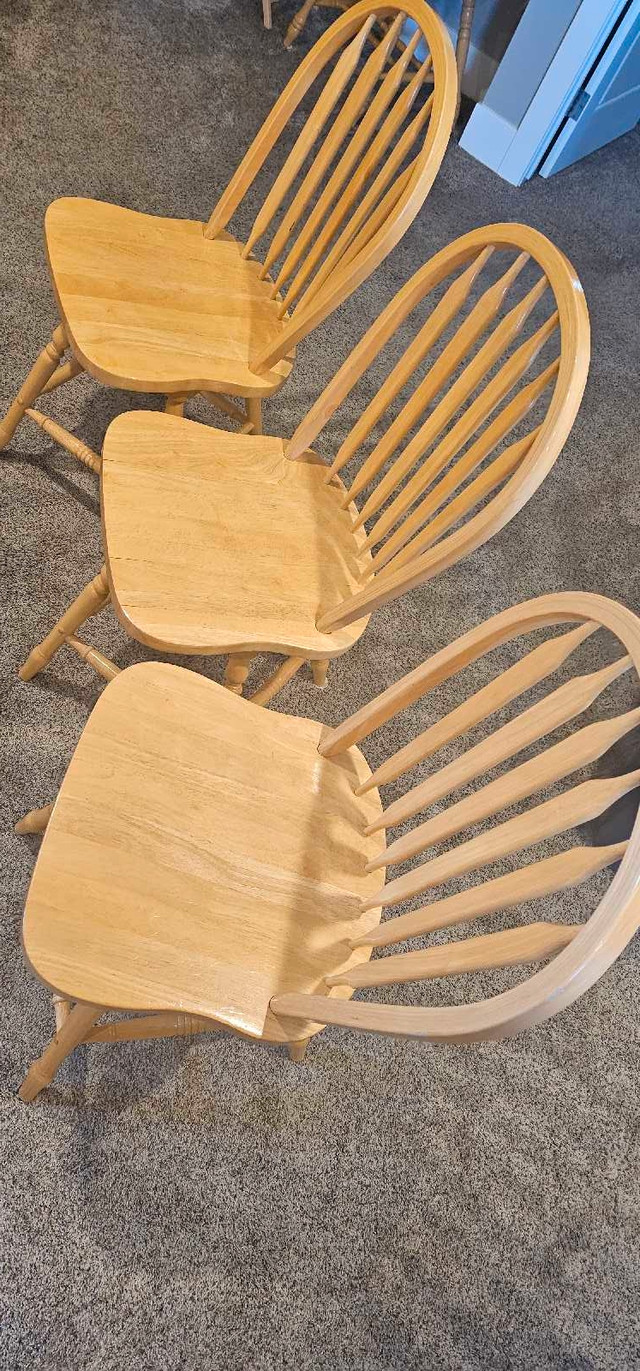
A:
[{"left": 1, "top": 2, "right": 639, "bottom": 1367}]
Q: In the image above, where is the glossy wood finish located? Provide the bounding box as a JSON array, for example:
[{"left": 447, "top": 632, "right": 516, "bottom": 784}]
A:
[
  {"left": 102, "top": 415, "right": 370, "bottom": 658},
  {"left": 17, "top": 594, "right": 640, "bottom": 1099},
  {"left": 18, "top": 225, "right": 591, "bottom": 703},
  {"left": 19, "top": 663, "right": 384, "bottom": 1096},
  {"left": 271, "top": 593, "right": 640, "bottom": 1044},
  {"left": 45, "top": 207, "right": 293, "bottom": 399},
  {"left": 1, "top": 3, "right": 456, "bottom": 460},
  {"left": 287, "top": 223, "right": 590, "bottom": 635}
]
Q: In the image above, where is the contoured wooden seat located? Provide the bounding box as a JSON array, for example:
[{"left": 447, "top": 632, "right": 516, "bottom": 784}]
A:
[
  {"left": 18, "top": 224, "right": 590, "bottom": 705},
  {"left": 16, "top": 593, "right": 640, "bottom": 1103},
  {"left": 0, "top": 1, "right": 456, "bottom": 455}
]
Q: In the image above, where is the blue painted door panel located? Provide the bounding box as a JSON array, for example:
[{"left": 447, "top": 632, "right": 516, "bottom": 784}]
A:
[
  {"left": 540, "top": 1, "right": 640, "bottom": 174},
  {"left": 459, "top": 0, "right": 632, "bottom": 183}
]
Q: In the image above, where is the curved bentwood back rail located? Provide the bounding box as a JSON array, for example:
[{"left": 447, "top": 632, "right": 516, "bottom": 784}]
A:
[
  {"left": 204, "top": 2, "right": 457, "bottom": 372},
  {"left": 286, "top": 224, "right": 590, "bottom": 633},
  {"left": 271, "top": 594, "right": 640, "bottom": 1042}
]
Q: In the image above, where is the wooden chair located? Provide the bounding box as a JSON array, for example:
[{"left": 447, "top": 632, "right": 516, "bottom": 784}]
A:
[
  {"left": 15, "top": 592, "right": 640, "bottom": 1102},
  {"left": 0, "top": 2, "right": 456, "bottom": 462},
  {"left": 18, "top": 223, "right": 590, "bottom": 705}
]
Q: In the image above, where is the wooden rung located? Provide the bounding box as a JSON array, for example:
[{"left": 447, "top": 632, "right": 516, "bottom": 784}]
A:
[
  {"left": 351, "top": 843, "right": 627, "bottom": 947},
  {"left": 24, "top": 408, "right": 101, "bottom": 473},
  {"left": 243, "top": 16, "right": 377, "bottom": 258},
  {"left": 249, "top": 656, "right": 306, "bottom": 706},
  {"left": 275, "top": 25, "right": 425, "bottom": 308},
  {"left": 14, "top": 802, "right": 55, "bottom": 835},
  {"left": 261, "top": 14, "right": 406, "bottom": 279},
  {"left": 327, "top": 921, "right": 579, "bottom": 987},
  {"left": 200, "top": 391, "right": 247, "bottom": 426},
  {"left": 368, "top": 705, "right": 640, "bottom": 870},
  {"left": 40, "top": 356, "right": 83, "bottom": 394},
  {"left": 328, "top": 248, "right": 495, "bottom": 482},
  {"left": 346, "top": 252, "right": 533, "bottom": 508},
  {"left": 361, "top": 767, "right": 640, "bottom": 911},
  {"left": 361, "top": 620, "right": 599, "bottom": 800},
  {"left": 371, "top": 354, "right": 558, "bottom": 571},
  {"left": 65, "top": 635, "right": 121, "bottom": 682},
  {"left": 356, "top": 280, "right": 553, "bottom": 540},
  {"left": 86, "top": 1012, "right": 223, "bottom": 1043}
]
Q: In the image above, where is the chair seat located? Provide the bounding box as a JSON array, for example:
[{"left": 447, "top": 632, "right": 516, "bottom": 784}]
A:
[
  {"left": 45, "top": 198, "right": 293, "bottom": 396},
  {"left": 23, "top": 664, "right": 384, "bottom": 1040},
  {"left": 102, "top": 411, "right": 371, "bottom": 656}
]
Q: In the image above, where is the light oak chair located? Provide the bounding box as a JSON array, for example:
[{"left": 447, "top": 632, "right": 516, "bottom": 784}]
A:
[
  {"left": 18, "top": 224, "right": 590, "bottom": 704},
  {"left": 0, "top": 2, "right": 456, "bottom": 461},
  {"left": 15, "top": 592, "right": 640, "bottom": 1102}
]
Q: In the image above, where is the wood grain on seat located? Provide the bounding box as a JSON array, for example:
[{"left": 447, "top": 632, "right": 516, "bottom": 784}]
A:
[
  {"left": 101, "top": 411, "right": 371, "bottom": 656},
  {"left": 22, "top": 663, "right": 383, "bottom": 1041},
  {"left": 45, "top": 200, "right": 293, "bottom": 397}
]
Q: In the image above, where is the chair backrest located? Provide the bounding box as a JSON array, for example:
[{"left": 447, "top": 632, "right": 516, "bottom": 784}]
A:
[
  {"left": 286, "top": 223, "right": 590, "bottom": 633},
  {"left": 271, "top": 593, "right": 640, "bottom": 1042},
  {"left": 204, "top": 3, "right": 457, "bottom": 371}
]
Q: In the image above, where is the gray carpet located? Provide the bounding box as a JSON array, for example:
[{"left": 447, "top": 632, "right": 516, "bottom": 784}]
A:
[{"left": 1, "top": 2, "right": 639, "bottom": 1367}]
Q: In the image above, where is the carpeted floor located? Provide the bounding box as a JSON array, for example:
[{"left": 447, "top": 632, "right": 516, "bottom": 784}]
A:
[{"left": 1, "top": 2, "right": 639, "bottom": 1367}]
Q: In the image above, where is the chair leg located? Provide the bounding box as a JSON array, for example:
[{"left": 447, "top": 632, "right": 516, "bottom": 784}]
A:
[
  {"left": 246, "top": 398, "right": 262, "bottom": 435},
  {"left": 288, "top": 1038, "right": 309, "bottom": 1063},
  {"left": 284, "top": 0, "right": 317, "bottom": 47},
  {"left": 165, "top": 392, "right": 190, "bottom": 417},
  {"left": 262, "top": 0, "right": 272, "bottom": 27},
  {"left": 311, "top": 658, "right": 330, "bottom": 689},
  {"left": 19, "top": 566, "right": 111, "bottom": 682},
  {"left": 14, "top": 801, "right": 55, "bottom": 835},
  {"left": 0, "top": 323, "right": 67, "bottom": 451},
  {"left": 18, "top": 1001, "right": 101, "bottom": 1103},
  {"left": 52, "top": 994, "right": 72, "bottom": 1031},
  {"left": 223, "top": 653, "right": 255, "bottom": 695}
]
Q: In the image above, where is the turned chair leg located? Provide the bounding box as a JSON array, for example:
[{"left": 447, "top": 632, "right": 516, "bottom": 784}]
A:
[
  {"left": 14, "top": 801, "right": 55, "bottom": 835},
  {"left": 0, "top": 323, "right": 67, "bottom": 451},
  {"left": 224, "top": 653, "right": 255, "bottom": 695},
  {"left": 18, "top": 1001, "right": 101, "bottom": 1103},
  {"left": 284, "top": 0, "right": 317, "bottom": 47},
  {"left": 311, "top": 658, "right": 330, "bottom": 689},
  {"left": 288, "top": 1039, "right": 309, "bottom": 1063},
  {"left": 165, "top": 392, "right": 191, "bottom": 417},
  {"left": 245, "top": 398, "right": 262, "bottom": 435},
  {"left": 52, "top": 994, "right": 72, "bottom": 1031},
  {"left": 19, "top": 566, "right": 111, "bottom": 682}
]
